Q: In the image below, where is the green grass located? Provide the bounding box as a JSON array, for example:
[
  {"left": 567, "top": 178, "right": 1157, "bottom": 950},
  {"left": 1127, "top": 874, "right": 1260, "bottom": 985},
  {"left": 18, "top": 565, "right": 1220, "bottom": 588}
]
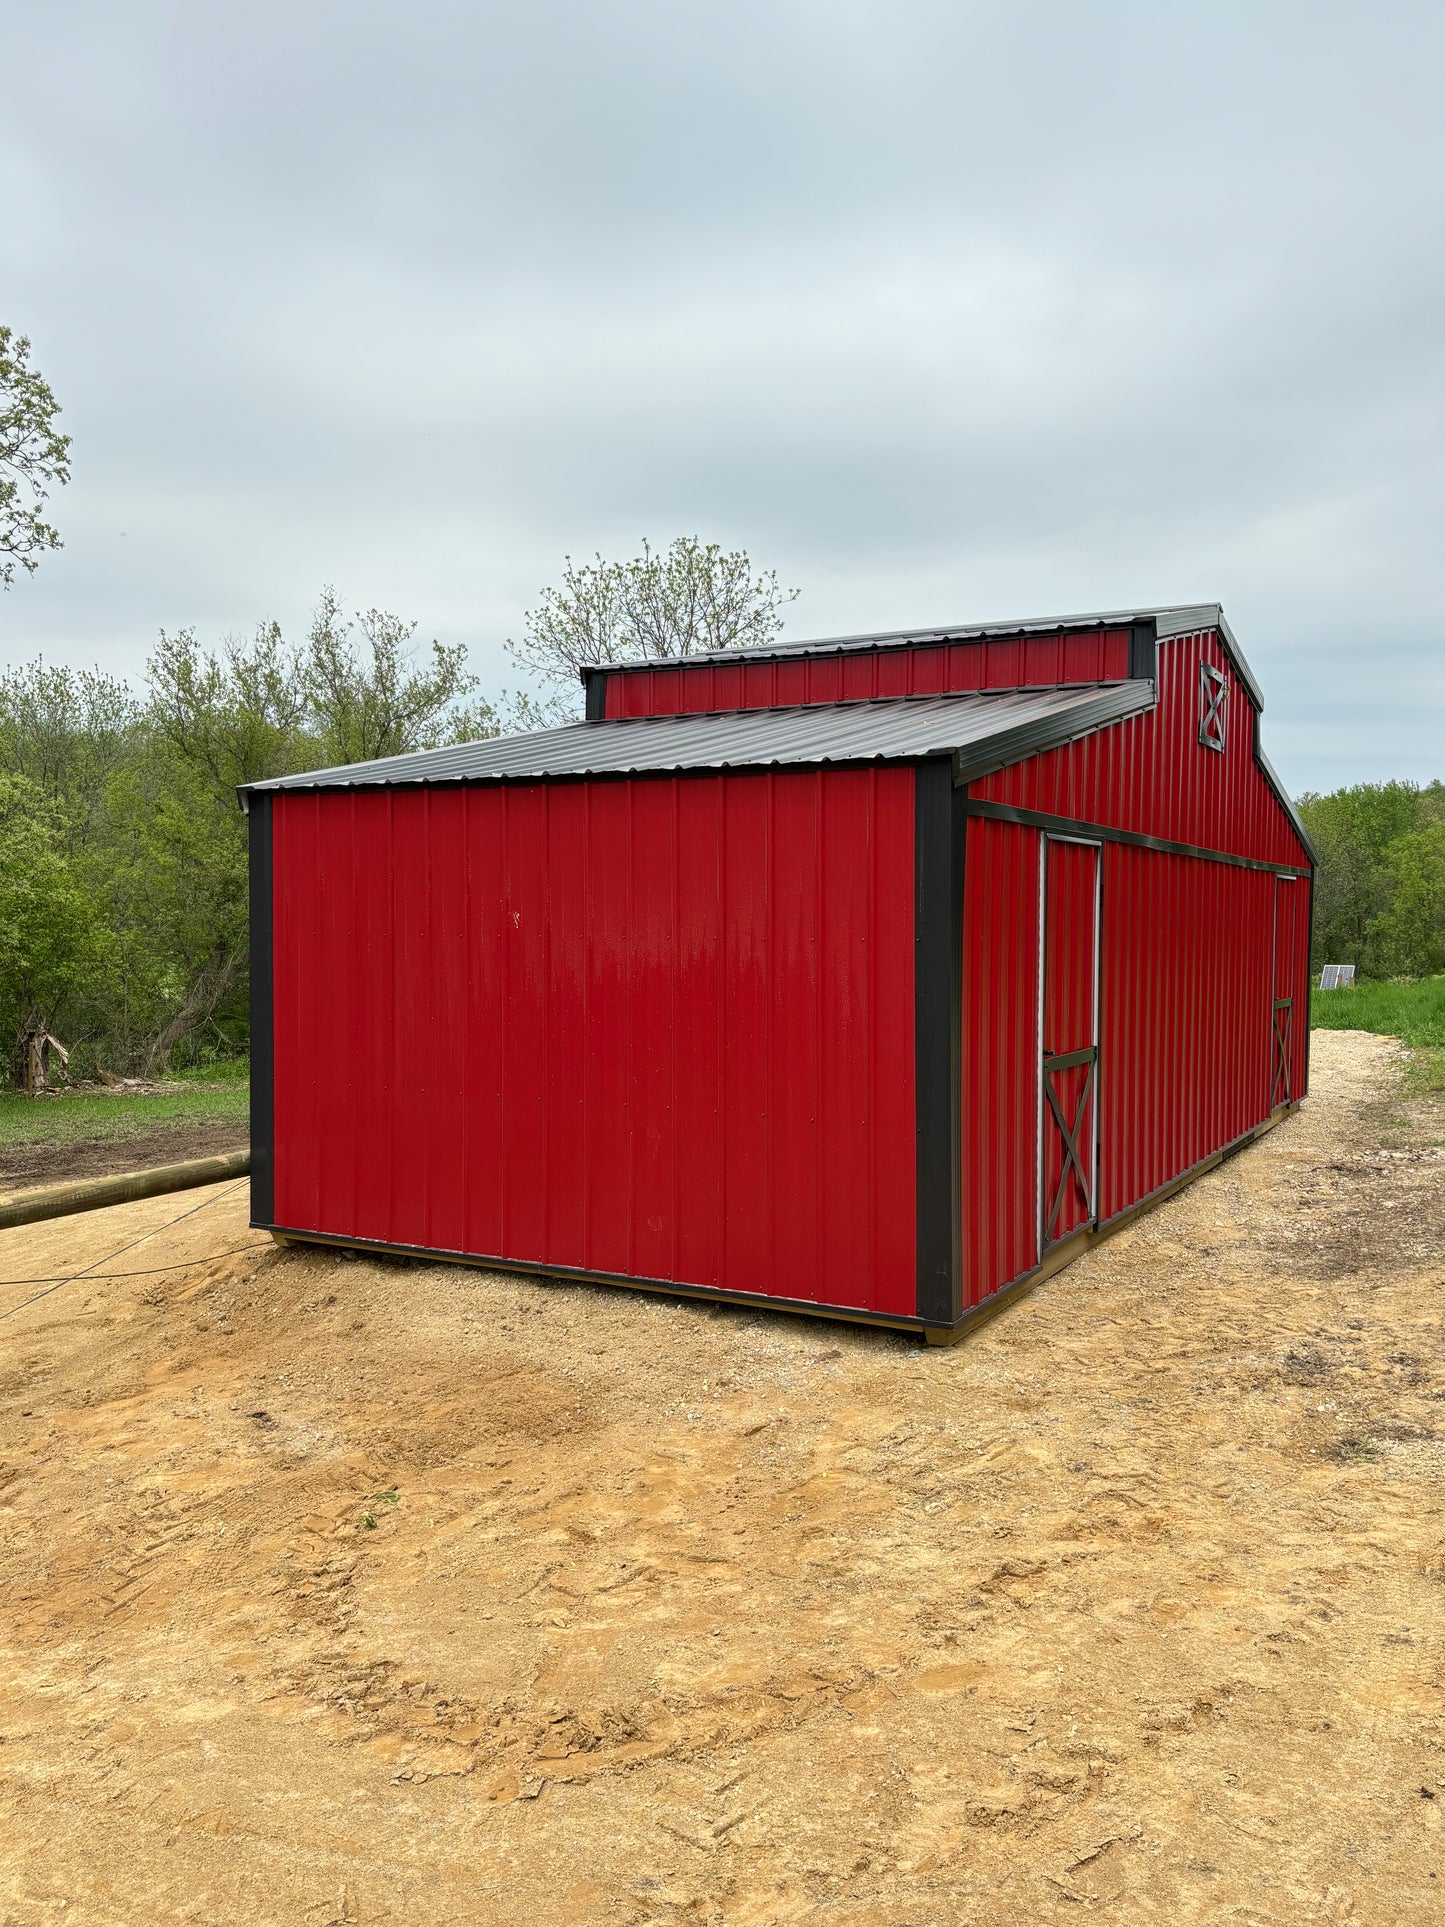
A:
[
  {"left": 0, "top": 1074, "right": 250, "bottom": 1150},
  {"left": 1310, "top": 974, "right": 1445, "bottom": 1047},
  {"left": 170, "top": 1055, "right": 251, "bottom": 1085}
]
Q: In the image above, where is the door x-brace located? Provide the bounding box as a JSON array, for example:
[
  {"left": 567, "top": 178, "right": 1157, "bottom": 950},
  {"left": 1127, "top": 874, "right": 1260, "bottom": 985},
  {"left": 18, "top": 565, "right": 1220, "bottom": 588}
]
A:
[
  {"left": 1199, "top": 661, "right": 1228, "bottom": 751},
  {"left": 1272, "top": 997, "right": 1293, "bottom": 1108},
  {"left": 1043, "top": 1044, "right": 1096, "bottom": 1243}
]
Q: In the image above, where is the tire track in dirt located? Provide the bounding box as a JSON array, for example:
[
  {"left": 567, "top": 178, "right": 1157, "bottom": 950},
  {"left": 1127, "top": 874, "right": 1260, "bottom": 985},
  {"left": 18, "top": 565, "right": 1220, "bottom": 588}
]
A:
[{"left": 0, "top": 1032, "right": 1442, "bottom": 1924}]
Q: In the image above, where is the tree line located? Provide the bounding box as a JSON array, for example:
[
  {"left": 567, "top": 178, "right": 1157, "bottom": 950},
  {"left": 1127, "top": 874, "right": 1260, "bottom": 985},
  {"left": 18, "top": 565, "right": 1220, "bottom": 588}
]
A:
[{"left": 1297, "top": 780, "right": 1445, "bottom": 981}]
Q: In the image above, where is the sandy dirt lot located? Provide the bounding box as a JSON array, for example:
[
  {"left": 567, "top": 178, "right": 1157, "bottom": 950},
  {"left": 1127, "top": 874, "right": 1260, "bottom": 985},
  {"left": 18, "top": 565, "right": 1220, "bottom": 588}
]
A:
[{"left": 0, "top": 1030, "right": 1441, "bottom": 1926}]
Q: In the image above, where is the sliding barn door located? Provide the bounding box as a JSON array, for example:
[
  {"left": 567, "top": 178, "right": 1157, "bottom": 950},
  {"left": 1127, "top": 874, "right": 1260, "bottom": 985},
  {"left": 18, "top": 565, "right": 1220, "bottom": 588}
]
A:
[
  {"left": 1272, "top": 874, "right": 1299, "bottom": 1109},
  {"left": 1040, "top": 837, "right": 1102, "bottom": 1250}
]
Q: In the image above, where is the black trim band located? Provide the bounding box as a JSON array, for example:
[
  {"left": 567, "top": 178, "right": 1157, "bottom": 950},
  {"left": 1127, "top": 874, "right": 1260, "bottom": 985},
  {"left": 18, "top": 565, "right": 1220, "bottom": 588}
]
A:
[
  {"left": 914, "top": 762, "right": 961, "bottom": 1325},
  {"left": 962, "top": 797, "right": 1311, "bottom": 878},
  {"left": 247, "top": 792, "right": 275, "bottom": 1227}
]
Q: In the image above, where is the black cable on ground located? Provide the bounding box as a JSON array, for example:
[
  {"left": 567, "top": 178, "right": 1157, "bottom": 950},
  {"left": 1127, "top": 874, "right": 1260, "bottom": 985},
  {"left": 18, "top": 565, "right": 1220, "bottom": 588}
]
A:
[
  {"left": 0, "top": 1179, "right": 262, "bottom": 1325},
  {"left": 0, "top": 1242, "right": 273, "bottom": 1291}
]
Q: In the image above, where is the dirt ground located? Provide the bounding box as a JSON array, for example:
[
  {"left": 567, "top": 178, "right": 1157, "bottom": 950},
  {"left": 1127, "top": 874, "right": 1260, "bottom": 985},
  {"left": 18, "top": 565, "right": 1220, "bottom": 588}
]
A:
[
  {"left": 0, "top": 1029, "right": 1441, "bottom": 1926},
  {"left": 0, "top": 1114, "right": 250, "bottom": 1193}
]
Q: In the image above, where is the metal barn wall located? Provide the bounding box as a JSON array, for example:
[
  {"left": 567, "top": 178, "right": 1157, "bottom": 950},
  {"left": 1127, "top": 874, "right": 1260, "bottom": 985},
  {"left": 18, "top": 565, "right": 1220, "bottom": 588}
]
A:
[
  {"left": 971, "top": 628, "right": 1306, "bottom": 868},
  {"left": 957, "top": 627, "right": 1313, "bottom": 1310},
  {"left": 1271, "top": 873, "right": 1312, "bottom": 1106},
  {"left": 1096, "top": 844, "right": 1279, "bottom": 1220},
  {"left": 602, "top": 628, "right": 1133, "bottom": 719},
  {"left": 958, "top": 819, "right": 1294, "bottom": 1307},
  {"left": 267, "top": 769, "right": 919, "bottom": 1317},
  {"left": 959, "top": 815, "right": 1041, "bottom": 1309}
]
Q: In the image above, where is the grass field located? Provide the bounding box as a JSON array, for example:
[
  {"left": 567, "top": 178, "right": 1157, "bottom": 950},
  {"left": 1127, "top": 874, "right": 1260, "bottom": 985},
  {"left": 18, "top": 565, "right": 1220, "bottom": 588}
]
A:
[
  {"left": 1310, "top": 973, "right": 1445, "bottom": 1047},
  {"left": 0, "top": 1065, "right": 249, "bottom": 1154}
]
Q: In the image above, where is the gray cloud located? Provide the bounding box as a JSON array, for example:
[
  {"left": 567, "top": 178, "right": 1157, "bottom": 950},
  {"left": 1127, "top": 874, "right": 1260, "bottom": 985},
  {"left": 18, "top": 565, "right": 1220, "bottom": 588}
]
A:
[{"left": 3, "top": 1, "right": 1442, "bottom": 788}]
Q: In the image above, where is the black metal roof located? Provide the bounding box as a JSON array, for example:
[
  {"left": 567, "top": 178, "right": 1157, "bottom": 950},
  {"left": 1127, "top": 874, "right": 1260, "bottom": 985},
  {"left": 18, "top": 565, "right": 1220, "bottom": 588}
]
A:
[
  {"left": 580, "top": 601, "right": 1266, "bottom": 711},
  {"left": 240, "top": 681, "right": 1153, "bottom": 799}
]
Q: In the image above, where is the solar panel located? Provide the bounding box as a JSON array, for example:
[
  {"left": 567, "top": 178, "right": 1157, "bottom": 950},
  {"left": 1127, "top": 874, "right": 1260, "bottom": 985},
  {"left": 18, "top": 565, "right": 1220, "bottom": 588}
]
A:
[{"left": 1319, "top": 964, "right": 1356, "bottom": 989}]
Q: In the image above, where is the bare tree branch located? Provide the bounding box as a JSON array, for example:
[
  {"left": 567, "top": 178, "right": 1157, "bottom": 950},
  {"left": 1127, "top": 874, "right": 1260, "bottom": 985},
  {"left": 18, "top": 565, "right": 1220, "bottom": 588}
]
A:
[{"left": 505, "top": 537, "right": 798, "bottom": 718}]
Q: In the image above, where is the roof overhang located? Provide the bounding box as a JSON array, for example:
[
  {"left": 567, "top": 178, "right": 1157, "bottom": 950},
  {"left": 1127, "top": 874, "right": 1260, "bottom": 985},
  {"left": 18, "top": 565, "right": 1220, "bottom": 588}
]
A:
[{"left": 239, "top": 682, "right": 1156, "bottom": 799}]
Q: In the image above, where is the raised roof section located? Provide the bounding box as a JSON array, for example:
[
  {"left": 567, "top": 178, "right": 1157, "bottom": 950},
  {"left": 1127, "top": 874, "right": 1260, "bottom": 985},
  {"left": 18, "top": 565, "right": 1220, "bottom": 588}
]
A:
[{"left": 582, "top": 603, "right": 1265, "bottom": 718}]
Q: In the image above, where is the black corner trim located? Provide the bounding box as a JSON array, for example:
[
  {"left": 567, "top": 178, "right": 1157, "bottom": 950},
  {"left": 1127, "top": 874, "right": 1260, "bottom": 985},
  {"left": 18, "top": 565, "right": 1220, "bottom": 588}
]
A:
[
  {"left": 950, "top": 779, "right": 966, "bottom": 1317},
  {"left": 915, "top": 760, "right": 961, "bottom": 1325},
  {"left": 248, "top": 793, "right": 275, "bottom": 1227},
  {"left": 583, "top": 670, "right": 608, "bottom": 722},
  {"left": 1303, "top": 861, "right": 1316, "bottom": 1101},
  {"left": 1127, "top": 617, "right": 1158, "bottom": 683}
]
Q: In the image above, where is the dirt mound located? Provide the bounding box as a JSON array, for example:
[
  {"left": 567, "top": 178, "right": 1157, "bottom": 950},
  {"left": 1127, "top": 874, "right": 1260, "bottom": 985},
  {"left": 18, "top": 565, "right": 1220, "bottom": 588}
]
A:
[{"left": 0, "top": 1030, "right": 1441, "bottom": 1924}]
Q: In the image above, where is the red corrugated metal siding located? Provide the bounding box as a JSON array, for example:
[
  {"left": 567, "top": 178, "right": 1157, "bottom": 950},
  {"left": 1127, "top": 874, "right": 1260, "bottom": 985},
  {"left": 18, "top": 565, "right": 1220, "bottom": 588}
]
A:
[
  {"left": 1272, "top": 874, "right": 1311, "bottom": 1106},
  {"left": 1041, "top": 838, "right": 1100, "bottom": 1246},
  {"left": 604, "top": 629, "right": 1133, "bottom": 718},
  {"left": 972, "top": 629, "right": 1307, "bottom": 869},
  {"left": 270, "top": 770, "right": 917, "bottom": 1316},
  {"left": 960, "top": 819, "right": 1300, "bottom": 1304},
  {"left": 959, "top": 816, "right": 1039, "bottom": 1309},
  {"left": 1096, "top": 843, "right": 1278, "bottom": 1221}
]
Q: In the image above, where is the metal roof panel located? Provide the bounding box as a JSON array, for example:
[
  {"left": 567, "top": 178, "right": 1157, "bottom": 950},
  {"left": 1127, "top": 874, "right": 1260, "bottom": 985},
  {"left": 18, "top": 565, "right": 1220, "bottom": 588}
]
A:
[{"left": 240, "top": 682, "right": 1156, "bottom": 797}]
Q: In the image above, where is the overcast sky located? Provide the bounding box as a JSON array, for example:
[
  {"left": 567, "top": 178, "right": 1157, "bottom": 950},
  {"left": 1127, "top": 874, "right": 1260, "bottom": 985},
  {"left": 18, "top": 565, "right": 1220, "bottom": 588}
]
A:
[{"left": 3, "top": 2, "right": 1442, "bottom": 791}]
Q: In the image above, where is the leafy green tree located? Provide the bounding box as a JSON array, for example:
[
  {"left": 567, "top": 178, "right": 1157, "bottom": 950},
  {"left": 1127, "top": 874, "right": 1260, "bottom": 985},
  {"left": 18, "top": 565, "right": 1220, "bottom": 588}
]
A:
[
  {"left": 105, "top": 750, "right": 253, "bottom": 1074},
  {"left": 0, "top": 776, "right": 103, "bottom": 1073},
  {"left": 0, "top": 327, "right": 70, "bottom": 586},
  {"left": 1296, "top": 781, "right": 1428, "bottom": 970},
  {"left": 506, "top": 537, "right": 798, "bottom": 721},
  {"left": 1296, "top": 779, "right": 1445, "bottom": 980},
  {"left": 301, "top": 587, "right": 496, "bottom": 762},
  {"left": 148, "top": 621, "right": 309, "bottom": 793},
  {"left": 0, "top": 660, "right": 141, "bottom": 840},
  {"left": 1366, "top": 827, "right": 1445, "bottom": 980}
]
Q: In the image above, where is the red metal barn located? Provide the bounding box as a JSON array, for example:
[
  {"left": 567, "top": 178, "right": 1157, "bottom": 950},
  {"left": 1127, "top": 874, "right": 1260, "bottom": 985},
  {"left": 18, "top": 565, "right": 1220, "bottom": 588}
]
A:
[{"left": 243, "top": 604, "right": 1314, "bottom": 1343}]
